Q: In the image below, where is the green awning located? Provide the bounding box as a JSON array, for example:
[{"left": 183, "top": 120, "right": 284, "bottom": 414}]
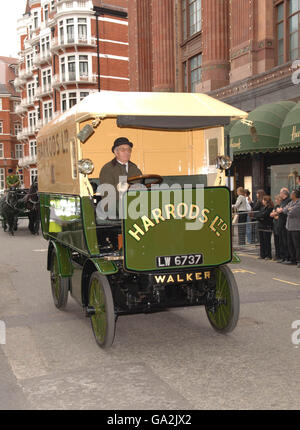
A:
[
  {"left": 279, "top": 101, "right": 300, "bottom": 149},
  {"left": 230, "top": 101, "right": 296, "bottom": 155}
]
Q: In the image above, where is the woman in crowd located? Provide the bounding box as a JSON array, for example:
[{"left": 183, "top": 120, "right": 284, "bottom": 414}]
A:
[
  {"left": 270, "top": 195, "right": 283, "bottom": 261},
  {"left": 252, "top": 189, "right": 265, "bottom": 243},
  {"left": 232, "top": 187, "right": 248, "bottom": 245},
  {"left": 254, "top": 195, "right": 274, "bottom": 260},
  {"left": 244, "top": 189, "right": 254, "bottom": 244}
]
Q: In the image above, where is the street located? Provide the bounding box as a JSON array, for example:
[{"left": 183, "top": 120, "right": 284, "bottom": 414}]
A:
[{"left": 0, "top": 221, "right": 300, "bottom": 410}]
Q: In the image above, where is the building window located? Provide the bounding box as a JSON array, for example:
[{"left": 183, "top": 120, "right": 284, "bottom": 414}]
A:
[
  {"left": 79, "top": 55, "right": 88, "bottom": 77},
  {"left": 277, "top": 3, "right": 284, "bottom": 65},
  {"left": 289, "top": 0, "right": 300, "bottom": 61},
  {"left": 42, "top": 69, "right": 52, "bottom": 91},
  {"left": 276, "top": 1, "right": 300, "bottom": 64},
  {"left": 43, "top": 101, "right": 53, "bottom": 124},
  {"left": 44, "top": 4, "right": 49, "bottom": 22},
  {"left": 66, "top": 18, "right": 75, "bottom": 43},
  {"left": 41, "top": 36, "right": 50, "bottom": 55},
  {"left": 28, "top": 111, "right": 36, "bottom": 129},
  {"left": 80, "top": 92, "right": 89, "bottom": 101},
  {"left": 14, "top": 123, "right": 22, "bottom": 136},
  {"left": 182, "top": 0, "right": 202, "bottom": 40},
  {"left": 78, "top": 18, "right": 87, "bottom": 40},
  {"left": 61, "top": 90, "right": 89, "bottom": 111},
  {"left": 208, "top": 138, "right": 219, "bottom": 166},
  {"left": 59, "top": 20, "right": 64, "bottom": 44},
  {"left": 27, "top": 82, "right": 36, "bottom": 101},
  {"left": 69, "top": 92, "right": 77, "bottom": 108},
  {"left": 0, "top": 143, "right": 3, "bottom": 158},
  {"left": 0, "top": 168, "right": 4, "bottom": 190},
  {"left": 15, "top": 144, "right": 23, "bottom": 159},
  {"left": 30, "top": 168, "right": 38, "bottom": 185},
  {"left": 183, "top": 53, "right": 202, "bottom": 92},
  {"left": 68, "top": 55, "right": 76, "bottom": 80},
  {"left": 0, "top": 99, "right": 2, "bottom": 110},
  {"left": 0, "top": 121, "right": 3, "bottom": 134},
  {"left": 29, "top": 141, "right": 37, "bottom": 157},
  {"left": 33, "top": 11, "right": 39, "bottom": 30}
]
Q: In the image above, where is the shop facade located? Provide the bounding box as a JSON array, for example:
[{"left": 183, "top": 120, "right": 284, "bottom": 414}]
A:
[{"left": 229, "top": 100, "right": 300, "bottom": 200}]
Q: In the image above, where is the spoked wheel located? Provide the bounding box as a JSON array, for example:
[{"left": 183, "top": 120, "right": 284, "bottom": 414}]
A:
[
  {"left": 205, "top": 265, "right": 240, "bottom": 334},
  {"left": 88, "top": 272, "right": 116, "bottom": 349},
  {"left": 50, "top": 249, "right": 69, "bottom": 309}
]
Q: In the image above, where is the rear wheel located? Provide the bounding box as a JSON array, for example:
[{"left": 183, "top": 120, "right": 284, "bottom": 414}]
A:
[
  {"left": 205, "top": 265, "right": 239, "bottom": 334},
  {"left": 88, "top": 272, "right": 116, "bottom": 348},
  {"left": 50, "top": 249, "right": 69, "bottom": 309}
]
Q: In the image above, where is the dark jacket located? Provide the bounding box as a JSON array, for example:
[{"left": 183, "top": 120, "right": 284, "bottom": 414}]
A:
[
  {"left": 278, "top": 197, "right": 291, "bottom": 229},
  {"left": 273, "top": 205, "right": 280, "bottom": 235},
  {"left": 254, "top": 205, "right": 273, "bottom": 231},
  {"left": 99, "top": 158, "right": 142, "bottom": 189},
  {"left": 252, "top": 199, "right": 264, "bottom": 213}
]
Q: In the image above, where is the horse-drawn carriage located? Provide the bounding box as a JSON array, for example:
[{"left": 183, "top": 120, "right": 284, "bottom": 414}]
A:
[
  {"left": 0, "top": 184, "right": 39, "bottom": 235},
  {"left": 37, "top": 91, "right": 247, "bottom": 348}
]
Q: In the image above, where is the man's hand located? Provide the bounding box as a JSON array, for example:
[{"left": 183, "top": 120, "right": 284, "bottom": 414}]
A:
[{"left": 117, "top": 182, "right": 129, "bottom": 193}]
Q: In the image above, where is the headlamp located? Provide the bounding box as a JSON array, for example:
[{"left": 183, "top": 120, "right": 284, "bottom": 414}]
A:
[
  {"left": 78, "top": 159, "right": 94, "bottom": 175},
  {"left": 216, "top": 155, "right": 232, "bottom": 170}
]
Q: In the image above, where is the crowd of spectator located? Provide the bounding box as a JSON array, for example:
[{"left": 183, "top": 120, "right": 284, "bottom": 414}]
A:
[{"left": 232, "top": 176, "right": 300, "bottom": 268}]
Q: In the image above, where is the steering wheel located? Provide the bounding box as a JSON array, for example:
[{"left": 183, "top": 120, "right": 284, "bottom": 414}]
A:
[{"left": 127, "top": 174, "right": 163, "bottom": 189}]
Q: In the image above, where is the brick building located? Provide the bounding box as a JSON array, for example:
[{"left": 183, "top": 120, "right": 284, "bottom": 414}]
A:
[
  {"left": 15, "top": 0, "right": 128, "bottom": 188},
  {"left": 0, "top": 57, "right": 21, "bottom": 192},
  {"left": 128, "top": 0, "right": 300, "bottom": 196}
]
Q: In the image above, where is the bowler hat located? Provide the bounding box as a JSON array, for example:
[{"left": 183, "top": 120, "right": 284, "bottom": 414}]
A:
[{"left": 112, "top": 137, "right": 133, "bottom": 153}]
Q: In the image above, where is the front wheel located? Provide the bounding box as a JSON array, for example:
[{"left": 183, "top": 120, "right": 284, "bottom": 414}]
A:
[
  {"left": 205, "top": 265, "right": 240, "bottom": 334},
  {"left": 88, "top": 272, "right": 116, "bottom": 349},
  {"left": 50, "top": 248, "right": 69, "bottom": 309}
]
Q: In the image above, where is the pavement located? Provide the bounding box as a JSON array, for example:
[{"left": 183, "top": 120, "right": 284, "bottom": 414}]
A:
[{"left": 0, "top": 220, "right": 300, "bottom": 410}]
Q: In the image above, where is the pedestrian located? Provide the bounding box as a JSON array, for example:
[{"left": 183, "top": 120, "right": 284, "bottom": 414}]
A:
[
  {"left": 245, "top": 189, "right": 254, "bottom": 244},
  {"left": 270, "top": 195, "right": 283, "bottom": 261},
  {"left": 232, "top": 187, "right": 248, "bottom": 245},
  {"left": 254, "top": 195, "right": 274, "bottom": 260},
  {"left": 282, "top": 188, "right": 300, "bottom": 267},
  {"left": 275, "top": 189, "right": 291, "bottom": 263},
  {"left": 252, "top": 189, "right": 265, "bottom": 243}
]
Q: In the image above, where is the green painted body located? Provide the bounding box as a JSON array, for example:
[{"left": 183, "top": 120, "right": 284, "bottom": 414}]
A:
[{"left": 122, "top": 187, "right": 232, "bottom": 272}]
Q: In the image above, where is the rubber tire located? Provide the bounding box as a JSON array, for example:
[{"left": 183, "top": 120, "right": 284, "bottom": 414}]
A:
[
  {"left": 88, "top": 272, "right": 116, "bottom": 349},
  {"left": 50, "top": 249, "right": 69, "bottom": 310},
  {"left": 205, "top": 265, "right": 240, "bottom": 334}
]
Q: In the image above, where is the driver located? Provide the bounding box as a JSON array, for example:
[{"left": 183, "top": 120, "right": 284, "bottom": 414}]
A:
[
  {"left": 96, "top": 137, "right": 142, "bottom": 221},
  {"left": 99, "top": 137, "right": 142, "bottom": 190}
]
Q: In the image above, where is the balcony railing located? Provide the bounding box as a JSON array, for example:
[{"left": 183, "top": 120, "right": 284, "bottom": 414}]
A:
[
  {"left": 57, "top": 0, "right": 91, "bottom": 14},
  {"left": 51, "top": 36, "right": 96, "bottom": 52},
  {"left": 18, "top": 154, "right": 37, "bottom": 167},
  {"left": 15, "top": 104, "right": 27, "bottom": 114},
  {"left": 20, "top": 97, "right": 35, "bottom": 108},
  {"left": 14, "top": 77, "right": 25, "bottom": 88},
  {"left": 52, "top": 73, "right": 97, "bottom": 86},
  {"left": 36, "top": 85, "right": 53, "bottom": 98},
  {"left": 33, "top": 52, "right": 52, "bottom": 66}
]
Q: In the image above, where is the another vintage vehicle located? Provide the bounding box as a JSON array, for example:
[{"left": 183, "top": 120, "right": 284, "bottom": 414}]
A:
[{"left": 37, "top": 91, "right": 247, "bottom": 348}]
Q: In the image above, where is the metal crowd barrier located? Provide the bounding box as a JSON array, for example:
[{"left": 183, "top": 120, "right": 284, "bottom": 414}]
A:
[{"left": 232, "top": 210, "right": 260, "bottom": 254}]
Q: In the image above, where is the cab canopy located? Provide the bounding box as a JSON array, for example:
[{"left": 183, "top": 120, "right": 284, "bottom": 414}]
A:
[{"left": 37, "top": 91, "right": 247, "bottom": 195}]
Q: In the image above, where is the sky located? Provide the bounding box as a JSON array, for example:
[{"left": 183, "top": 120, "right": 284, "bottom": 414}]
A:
[{"left": 0, "top": 0, "right": 28, "bottom": 58}]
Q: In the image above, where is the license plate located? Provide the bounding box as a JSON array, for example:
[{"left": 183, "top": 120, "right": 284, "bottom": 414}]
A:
[{"left": 156, "top": 254, "right": 203, "bottom": 268}]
